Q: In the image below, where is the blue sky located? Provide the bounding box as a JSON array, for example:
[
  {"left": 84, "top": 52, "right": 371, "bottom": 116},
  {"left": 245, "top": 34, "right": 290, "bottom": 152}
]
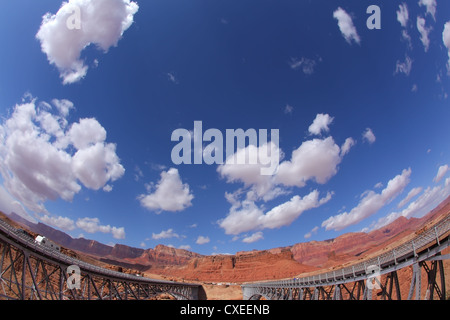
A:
[{"left": 0, "top": 0, "right": 449, "bottom": 255}]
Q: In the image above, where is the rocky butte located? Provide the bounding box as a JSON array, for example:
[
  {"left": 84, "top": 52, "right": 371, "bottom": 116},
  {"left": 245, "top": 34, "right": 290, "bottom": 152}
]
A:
[{"left": 1, "top": 196, "right": 449, "bottom": 285}]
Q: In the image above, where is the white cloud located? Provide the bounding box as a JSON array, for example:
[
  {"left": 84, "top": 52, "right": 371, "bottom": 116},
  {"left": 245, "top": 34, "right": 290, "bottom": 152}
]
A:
[
  {"left": 443, "top": 22, "right": 450, "bottom": 73},
  {"left": 138, "top": 168, "right": 194, "bottom": 212},
  {"left": 289, "top": 57, "right": 319, "bottom": 74},
  {"left": 374, "top": 182, "right": 383, "bottom": 189},
  {"left": 242, "top": 231, "right": 263, "bottom": 243},
  {"left": 68, "top": 118, "right": 107, "bottom": 150},
  {"left": 395, "top": 55, "right": 413, "bottom": 76},
  {"left": 152, "top": 228, "right": 180, "bottom": 240},
  {"left": 0, "top": 186, "right": 35, "bottom": 223},
  {"left": 333, "top": 7, "right": 360, "bottom": 45},
  {"left": 417, "top": 16, "right": 432, "bottom": 52},
  {"left": 76, "top": 217, "right": 125, "bottom": 239},
  {"left": 179, "top": 244, "right": 192, "bottom": 250},
  {"left": 308, "top": 113, "right": 334, "bottom": 135},
  {"left": 72, "top": 142, "right": 124, "bottom": 191},
  {"left": 36, "top": 0, "right": 139, "bottom": 84},
  {"left": 322, "top": 168, "right": 411, "bottom": 231},
  {"left": 434, "top": 164, "right": 449, "bottom": 183},
  {"left": 196, "top": 235, "right": 210, "bottom": 245},
  {"left": 52, "top": 99, "right": 74, "bottom": 118},
  {"left": 41, "top": 214, "right": 75, "bottom": 231},
  {"left": 419, "top": 0, "right": 437, "bottom": 21},
  {"left": 217, "top": 142, "right": 283, "bottom": 201},
  {"left": 340, "top": 137, "right": 356, "bottom": 156},
  {"left": 362, "top": 128, "right": 376, "bottom": 144},
  {"left": 0, "top": 99, "right": 125, "bottom": 213},
  {"left": 372, "top": 182, "right": 450, "bottom": 230},
  {"left": 304, "top": 226, "right": 319, "bottom": 239},
  {"left": 276, "top": 137, "right": 343, "bottom": 188},
  {"left": 219, "top": 190, "right": 332, "bottom": 235},
  {"left": 167, "top": 72, "right": 178, "bottom": 84},
  {"left": 397, "top": 3, "right": 409, "bottom": 28},
  {"left": 217, "top": 114, "right": 352, "bottom": 235},
  {"left": 396, "top": 4, "right": 412, "bottom": 47},
  {"left": 397, "top": 187, "right": 423, "bottom": 208},
  {"left": 284, "top": 104, "right": 294, "bottom": 114}
]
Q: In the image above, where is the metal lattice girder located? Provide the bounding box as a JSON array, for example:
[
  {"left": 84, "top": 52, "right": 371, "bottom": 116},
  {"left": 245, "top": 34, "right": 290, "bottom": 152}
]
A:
[
  {"left": 0, "top": 220, "right": 201, "bottom": 300},
  {"left": 422, "top": 253, "right": 446, "bottom": 300},
  {"left": 378, "top": 270, "right": 401, "bottom": 300}
]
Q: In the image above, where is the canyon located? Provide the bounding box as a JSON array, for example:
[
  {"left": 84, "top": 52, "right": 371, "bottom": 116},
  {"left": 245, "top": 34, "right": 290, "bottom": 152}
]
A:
[{"left": 1, "top": 195, "right": 449, "bottom": 300}]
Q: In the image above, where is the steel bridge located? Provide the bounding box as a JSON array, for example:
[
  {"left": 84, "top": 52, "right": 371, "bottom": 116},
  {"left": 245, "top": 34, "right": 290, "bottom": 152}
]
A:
[
  {"left": 0, "top": 219, "right": 200, "bottom": 300},
  {"left": 242, "top": 214, "right": 450, "bottom": 300}
]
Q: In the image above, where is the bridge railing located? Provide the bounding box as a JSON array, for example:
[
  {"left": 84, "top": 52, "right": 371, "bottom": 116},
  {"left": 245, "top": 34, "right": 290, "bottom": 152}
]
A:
[
  {"left": 245, "top": 213, "right": 450, "bottom": 288},
  {"left": 0, "top": 218, "right": 196, "bottom": 287}
]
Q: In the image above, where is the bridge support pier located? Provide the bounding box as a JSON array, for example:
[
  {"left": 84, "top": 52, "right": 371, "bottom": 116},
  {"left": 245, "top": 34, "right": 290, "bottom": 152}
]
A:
[{"left": 408, "top": 253, "right": 447, "bottom": 300}]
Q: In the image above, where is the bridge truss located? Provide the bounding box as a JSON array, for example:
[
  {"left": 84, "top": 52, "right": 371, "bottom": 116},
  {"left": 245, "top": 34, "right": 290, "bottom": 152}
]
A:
[
  {"left": 0, "top": 219, "right": 200, "bottom": 300},
  {"left": 243, "top": 214, "right": 450, "bottom": 300}
]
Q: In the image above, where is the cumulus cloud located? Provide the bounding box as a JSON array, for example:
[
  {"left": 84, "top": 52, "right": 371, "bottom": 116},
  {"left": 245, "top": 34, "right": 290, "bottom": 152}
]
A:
[
  {"left": 434, "top": 164, "right": 449, "bottom": 183},
  {"left": 217, "top": 114, "right": 354, "bottom": 235},
  {"left": 276, "top": 137, "right": 343, "bottom": 188},
  {"left": 218, "top": 134, "right": 348, "bottom": 202},
  {"left": 417, "top": 16, "right": 432, "bottom": 52},
  {"left": 152, "top": 228, "right": 180, "bottom": 240},
  {"left": 418, "top": 0, "right": 437, "bottom": 21},
  {"left": 217, "top": 114, "right": 355, "bottom": 235},
  {"left": 138, "top": 168, "right": 194, "bottom": 212},
  {"left": 0, "top": 186, "right": 35, "bottom": 222},
  {"left": 397, "top": 187, "right": 423, "bottom": 208},
  {"left": 322, "top": 168, "right": 412, "bottom": 231},
  {"left": 443, "top": 22, "right": 450, "bottom": 73},
  {"left": 217, "top": 141, "right": 284, "bottom": 201},
  {"left": 76, "top": 217, "right": 125, "bottom": 239},
  {"left": 242, "top": 232, "right": 263, "bottom": 244},
  {"left": 36, "top": 0, "right": 139, "bottom": 84},
  {"left": 196, "top": 235, "right": 210, "bottom": 245},
  {"left": 333, "top": 7, "right": 360, "bottom": 45},
  {"left": 0, "top": 98, "right": 125, "bottom": 214},
  {"left": 362, "top": 128, "right": 376, "bottom": 144},
  {"left": 308, "top": 113, "right": 334, "bottom": 136},
  {"left": 41, "top": 215, "right": 76, "bottom": 231},
  {"left": 219, "top": 190, "right": 332, "bottom": 235}
]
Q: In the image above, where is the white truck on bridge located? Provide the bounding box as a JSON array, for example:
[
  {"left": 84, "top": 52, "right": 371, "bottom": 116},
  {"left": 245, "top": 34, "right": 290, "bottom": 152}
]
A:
[{"left": 35, "top": 235, "right": 61, "bottom": 252}]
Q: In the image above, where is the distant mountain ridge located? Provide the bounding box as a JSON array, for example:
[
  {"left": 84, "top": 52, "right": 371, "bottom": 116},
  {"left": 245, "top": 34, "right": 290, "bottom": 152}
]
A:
[
  {"left": 2, "top": 211, "right": 202, "bottom": 268},
  {"left": 1, "top": 195, "right": 449, "bottom": 282}
]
